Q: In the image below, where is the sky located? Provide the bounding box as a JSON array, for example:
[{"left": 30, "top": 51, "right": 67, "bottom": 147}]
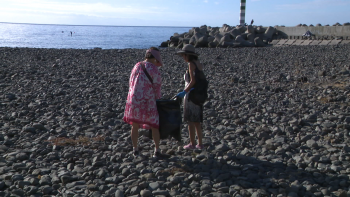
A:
[{"left": 0, "top": 0, "right": 349, "bottom": 27}]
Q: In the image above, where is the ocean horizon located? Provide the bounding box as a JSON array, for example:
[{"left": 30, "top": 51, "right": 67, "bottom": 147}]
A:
[
  {"left": 0, "top": 22, "right": 192, "bottom": 49},
  {"left": 0, "top": 21, "right": 192, "bottom": 28}
]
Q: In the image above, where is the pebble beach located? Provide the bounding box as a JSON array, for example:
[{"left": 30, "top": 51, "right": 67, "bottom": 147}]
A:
[{"left": 1, "top": 44, "right": 350, "bottom": 197}]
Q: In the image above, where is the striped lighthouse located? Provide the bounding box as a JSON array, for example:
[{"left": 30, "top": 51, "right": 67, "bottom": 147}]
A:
[{"left": 240, "top": 0, "right": 246, "bottom": 26}]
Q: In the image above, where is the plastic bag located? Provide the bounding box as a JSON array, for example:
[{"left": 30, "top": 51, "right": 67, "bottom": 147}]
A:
[{"left": 149, "top": 97, "right": 182, "bottom": 141}]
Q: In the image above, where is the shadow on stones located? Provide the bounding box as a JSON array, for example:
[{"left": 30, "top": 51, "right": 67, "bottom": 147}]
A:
[{"left": 176, "top": 149, "right": 349, "bottom": 197}]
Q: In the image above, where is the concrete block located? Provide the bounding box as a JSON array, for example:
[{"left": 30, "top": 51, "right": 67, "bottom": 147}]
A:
[
  {"left": 310, "top": 40, "right": 322, "bottom": 45},
  {"left": 284, "top": 40, "right": 296, "bottom": 45},
  {"left": 270, "top": 40, "right": 280, "bottom": 45},
  {"left": 292, "top": 40, "right": 305, "bottom": 45},
  {"left": 254, "top": 37, "right": 266, "bottom": 47},
  {"left": 275, "top": 39, "right": 288, "bottom": 45},
  {"left": 329, "top": 40, "right": 342, "bottom": 45},
  {"left": 273, "top": 44, "right": 283, "bottom": 47},
  {"left": 319, "top": 40, "right": 331, "bottom": 45},
  {"left": 300, "top": 40, "right": 313, "bottom": 45},
  {"left": 339, "top": 40, "right": 350, "bottom": 45},
  {"left": 264, "top": 26, "right": 276, "bottom": 40}
]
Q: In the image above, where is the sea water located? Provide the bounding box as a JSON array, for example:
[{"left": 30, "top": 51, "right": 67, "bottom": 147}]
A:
[{"left": 0, "top": 23, "right": 191, "bottom": 49}]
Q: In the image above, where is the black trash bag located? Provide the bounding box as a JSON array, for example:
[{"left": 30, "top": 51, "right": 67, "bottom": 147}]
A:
[{"left": 149, "top": 97, "right": 182, "bottom": 141}]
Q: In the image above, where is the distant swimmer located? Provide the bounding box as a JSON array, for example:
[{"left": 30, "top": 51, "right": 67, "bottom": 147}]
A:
[{"left": 70, "top": 31, "right": 72, "bottom": 37}]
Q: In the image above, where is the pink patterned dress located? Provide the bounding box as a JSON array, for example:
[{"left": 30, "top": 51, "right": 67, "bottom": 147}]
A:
[{"left": 123, "top": 62, "right": 162, "bottom": 129}]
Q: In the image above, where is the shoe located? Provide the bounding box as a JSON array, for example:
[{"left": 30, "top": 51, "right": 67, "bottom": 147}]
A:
[
  {"left": 196, "top": 144, "right": 204, "bottom": 149},
  {"left": 153, "top": 151, "right": 162, "bottom": 158},
  {"left": 133, "top": 150, "right": 139, "bottom": 156},
  {"left": 153, "top": 151, "right": 170, "bottom": 159},
  {"left": 183, "top": 144, "right": 195, "bottom": 150}
]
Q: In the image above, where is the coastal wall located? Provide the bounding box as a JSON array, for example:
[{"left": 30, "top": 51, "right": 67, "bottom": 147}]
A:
[
  {"left": 160, "top": 24, "right": 350, "bottom": 48},
  {"left": 275, "top": 26, "right": 350, "bottom": 39}
]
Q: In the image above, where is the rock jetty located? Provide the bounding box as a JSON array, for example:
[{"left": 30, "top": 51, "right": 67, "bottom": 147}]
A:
[
  {"left": 1, "top": 45, "right": 350, "bottom": 197},
  {"left": 160, "top": 24, "right": 279, "bottom": 48}
]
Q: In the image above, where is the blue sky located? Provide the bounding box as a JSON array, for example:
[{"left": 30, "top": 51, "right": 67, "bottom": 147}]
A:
[{"left": 0, "top": 0, "right": 349, "bottom": 27}]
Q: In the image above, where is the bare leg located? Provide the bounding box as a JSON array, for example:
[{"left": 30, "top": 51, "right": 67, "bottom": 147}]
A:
[
  {"left": 151, "top": 127, "right": 160, "bottom": 151},
  {"left": 188, "top": 122, "right": 196, "bottom": 145},
  {"left": 194, "top": 122, "right": 203, "bottom": 145},
  {"left": 131, "top": 123, "right": 139, "bottom": 149}
]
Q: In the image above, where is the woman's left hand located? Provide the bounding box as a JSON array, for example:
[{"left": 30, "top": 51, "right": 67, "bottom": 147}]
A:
[
  {"left": 176, "top": 91, "right": 187, "bottom": 98},
  {"left": 176, "top": 88, "right": 194, "bottom": 98}
]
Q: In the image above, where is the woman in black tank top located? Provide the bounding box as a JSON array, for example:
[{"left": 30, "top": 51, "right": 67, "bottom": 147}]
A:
[{"left": 176, "top": 44, "right": 204, "bottom": 150}]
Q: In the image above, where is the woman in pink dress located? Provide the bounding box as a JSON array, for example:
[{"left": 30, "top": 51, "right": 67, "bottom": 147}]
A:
[{"left": 123, "top": 47, "right": 163, "bottom": 158}]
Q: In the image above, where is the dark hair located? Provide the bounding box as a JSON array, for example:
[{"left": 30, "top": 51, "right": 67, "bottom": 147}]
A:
[
  {"left": 145, "top": 47, "right": 159, "bottom": 59},
  {"left": 187, "top": 54, "right": 198, "bottom": 62}
]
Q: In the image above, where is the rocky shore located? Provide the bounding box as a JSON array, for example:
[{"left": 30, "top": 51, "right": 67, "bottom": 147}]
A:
[{"left": 1, "top": 45, "right": 350, "bottom": 197}]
